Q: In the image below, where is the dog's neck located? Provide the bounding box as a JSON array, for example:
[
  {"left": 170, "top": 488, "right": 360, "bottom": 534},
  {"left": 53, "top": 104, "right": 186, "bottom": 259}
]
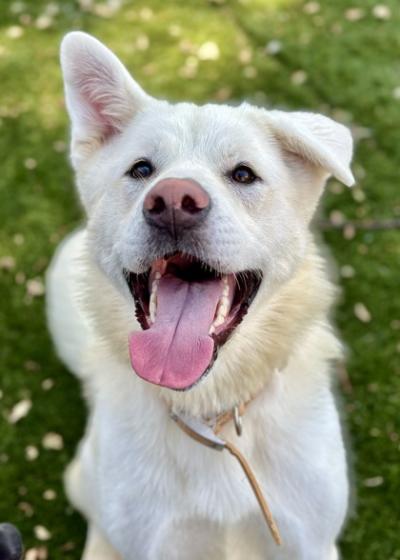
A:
[
  {"left": 169, "top": 393, "right": 283, "bottom": 545},
  {"left": 169, "top": 397, "right": 251, "bottom": 437}
]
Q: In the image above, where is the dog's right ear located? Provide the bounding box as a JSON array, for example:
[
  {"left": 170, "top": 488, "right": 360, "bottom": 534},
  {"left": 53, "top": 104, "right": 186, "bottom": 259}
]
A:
[{"left": 61, "top": 32, "right": 152, "bottom": 168}]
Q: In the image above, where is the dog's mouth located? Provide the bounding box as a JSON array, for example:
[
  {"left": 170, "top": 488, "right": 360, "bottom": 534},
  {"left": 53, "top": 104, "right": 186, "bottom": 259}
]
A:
[{"left": 125, "top": 253, "right": 262, "bottom": 390}]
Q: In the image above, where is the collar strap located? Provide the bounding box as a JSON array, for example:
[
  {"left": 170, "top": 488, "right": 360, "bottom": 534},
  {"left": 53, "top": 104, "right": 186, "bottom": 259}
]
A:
[{"left": 171, "top": 410, "right": 282, "bottom": 546}]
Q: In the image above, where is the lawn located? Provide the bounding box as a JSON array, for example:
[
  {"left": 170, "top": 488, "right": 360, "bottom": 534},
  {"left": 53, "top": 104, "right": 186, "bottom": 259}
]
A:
[{"left": 0, "top": 0, "right": 399, "bottom": 558}]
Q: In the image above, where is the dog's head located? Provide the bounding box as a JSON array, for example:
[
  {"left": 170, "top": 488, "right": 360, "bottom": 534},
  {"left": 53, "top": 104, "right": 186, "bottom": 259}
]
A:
[{"left": 61, "top": 32, "right": 354, "bottom": 394}]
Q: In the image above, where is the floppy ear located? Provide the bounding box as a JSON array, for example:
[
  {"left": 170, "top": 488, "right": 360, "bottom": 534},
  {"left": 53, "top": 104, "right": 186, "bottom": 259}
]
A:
[
  {"left": 61, "top": 32, "right": 152, "bottom": 167},
  {"left": 265, "top": 110, "right": 355, "bottom": 186}
]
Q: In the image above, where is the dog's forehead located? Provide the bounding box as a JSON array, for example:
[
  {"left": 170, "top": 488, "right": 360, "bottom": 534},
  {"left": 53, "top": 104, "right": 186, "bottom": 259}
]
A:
[{"left": 131, "top": 101, "right": 268, "bottom": 159}]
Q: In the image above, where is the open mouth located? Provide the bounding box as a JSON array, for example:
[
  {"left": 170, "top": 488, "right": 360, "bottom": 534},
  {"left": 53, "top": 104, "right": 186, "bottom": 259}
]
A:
[{"left": 125, "top": 253, "right": 262, "bottom": 390}]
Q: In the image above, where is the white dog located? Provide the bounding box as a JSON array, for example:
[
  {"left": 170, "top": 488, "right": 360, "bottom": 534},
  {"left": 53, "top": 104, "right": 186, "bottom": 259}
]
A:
[{"left": 46, "top": 31, "right": 354, "bottom": 560}]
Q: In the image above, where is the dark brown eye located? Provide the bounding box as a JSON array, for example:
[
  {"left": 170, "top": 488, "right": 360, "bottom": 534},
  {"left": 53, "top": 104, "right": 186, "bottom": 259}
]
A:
[
  {"left": 128, "top": 159, "right": 154, "bottom": 179},
  {"left": 231, "top": 165, "right": 258, "bottom": 185}
]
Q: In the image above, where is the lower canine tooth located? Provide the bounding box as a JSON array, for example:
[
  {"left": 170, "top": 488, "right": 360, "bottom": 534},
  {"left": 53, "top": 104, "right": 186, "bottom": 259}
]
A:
[
  {"left": 213, "top": 314, "right": 225, "bottom": 328},
  {"left": 219, "top": 303, "right": 228, "bottom": 317},
  {"left": 209, "top": 280, "right": 231, "bottom": 332},
  {"left": 149, "top": 289, "right": 157, "bottom": 322}
]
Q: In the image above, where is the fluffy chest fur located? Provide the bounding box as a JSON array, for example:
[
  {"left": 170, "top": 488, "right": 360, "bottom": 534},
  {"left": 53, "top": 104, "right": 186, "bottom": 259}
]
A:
[{"left": 71, "top": 325, "right": 347, "bottom": 560}]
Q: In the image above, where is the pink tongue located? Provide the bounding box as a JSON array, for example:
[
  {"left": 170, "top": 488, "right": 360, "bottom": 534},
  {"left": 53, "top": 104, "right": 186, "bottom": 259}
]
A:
[{"left": 129, "top": 275, "right": 223, "bottom": 389}]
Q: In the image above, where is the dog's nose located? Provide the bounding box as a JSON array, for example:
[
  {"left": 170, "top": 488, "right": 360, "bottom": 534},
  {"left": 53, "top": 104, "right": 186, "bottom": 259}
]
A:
[{"left": 143, "top": 178, "right": 210, "bottom": 237}]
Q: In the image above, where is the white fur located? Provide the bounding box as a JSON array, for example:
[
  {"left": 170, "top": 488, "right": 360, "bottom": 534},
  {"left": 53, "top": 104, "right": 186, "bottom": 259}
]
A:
[
  {"left": 47, "top": 31, "right": 354, "bottom": 559},
  {"left": 46, "top": 229, "right": 92, "bottom": 376}
]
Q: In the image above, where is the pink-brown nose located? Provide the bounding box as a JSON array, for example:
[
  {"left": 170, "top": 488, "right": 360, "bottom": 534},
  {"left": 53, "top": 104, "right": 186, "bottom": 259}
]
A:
[{"left": 143, "top": 178, "right": 211, "bottom": 238}]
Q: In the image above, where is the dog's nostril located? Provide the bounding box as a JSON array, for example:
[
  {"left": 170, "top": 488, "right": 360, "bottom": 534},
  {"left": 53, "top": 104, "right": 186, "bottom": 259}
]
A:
[
  {"left": 181, "top": 195, "right": 199, "bottom": 214},
  {"left": 150, "top": 196, "right": 166, "bottom": 214}
]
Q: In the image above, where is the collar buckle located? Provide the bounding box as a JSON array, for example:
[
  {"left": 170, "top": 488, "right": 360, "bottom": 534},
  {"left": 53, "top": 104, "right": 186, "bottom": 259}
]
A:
[{"left": 233, "top": 405, "right": 243, "bottom": 436}]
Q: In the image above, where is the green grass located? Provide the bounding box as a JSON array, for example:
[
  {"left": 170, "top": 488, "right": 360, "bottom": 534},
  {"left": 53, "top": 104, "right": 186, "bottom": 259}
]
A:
[{"left": 0, "top": 0, "right": 399, "bottom": 558}]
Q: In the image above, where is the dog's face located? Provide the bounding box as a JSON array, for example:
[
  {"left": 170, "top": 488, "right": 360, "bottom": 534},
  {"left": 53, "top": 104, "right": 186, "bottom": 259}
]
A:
[{"left": 61, "top": 32, "right": 354, "bottom": 392}]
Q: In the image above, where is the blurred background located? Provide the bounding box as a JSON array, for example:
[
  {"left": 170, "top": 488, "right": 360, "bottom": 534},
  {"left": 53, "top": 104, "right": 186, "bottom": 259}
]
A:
[{"left": 0, "top": 0, "right": 399, "bottom": 558}]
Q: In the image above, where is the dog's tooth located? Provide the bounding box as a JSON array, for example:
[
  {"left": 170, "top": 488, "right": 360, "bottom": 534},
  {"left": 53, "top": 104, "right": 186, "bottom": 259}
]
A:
[
  {"left": 215, "top": 305, "right": 227, "bottom": 325},
  {"left": 210, "top": 287, "right": 231, "bottom": 331},
  {"left": 217, "top": 297, "right": 229, "bottom": 316},
  {"left": 151, "top": 278, "right": 159, "bottom": 295},
  {"left": 149, "top": 295, "right": 157, "bottom": 323},
  {"left": 213, "top": 315, "right": 224, "bottom": 328},
  {"left": 149, "top": 281, "right": 158, "bottom": 323},
  {"left": 214, "top": 304, "right": 223, "bottom": 320},
  {"left": 155, "top": 272, "right": 161, "bottom": 281},
  {"left": 219, "top": 304, "right": 228, "bottom": 319}
]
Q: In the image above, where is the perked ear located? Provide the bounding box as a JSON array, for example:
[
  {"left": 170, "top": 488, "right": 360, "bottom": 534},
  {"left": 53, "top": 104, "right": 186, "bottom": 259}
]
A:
[
  {"left": 265, "top": 110, "right": 355, "bottom": 186},
  {"left": 61, "top": 32, "right": 152, "bottom": 167}
]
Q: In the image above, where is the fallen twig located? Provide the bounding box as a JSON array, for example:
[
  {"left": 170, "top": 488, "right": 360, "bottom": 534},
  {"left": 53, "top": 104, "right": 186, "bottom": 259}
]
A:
[{"left": 318, "top": 219, "right": 400, "bottom": 231}]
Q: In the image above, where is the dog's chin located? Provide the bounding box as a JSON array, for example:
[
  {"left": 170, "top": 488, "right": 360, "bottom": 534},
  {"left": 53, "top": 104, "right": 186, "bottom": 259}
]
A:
[{"left": 123, "top": 252, "right": 262, "bottom": 391}]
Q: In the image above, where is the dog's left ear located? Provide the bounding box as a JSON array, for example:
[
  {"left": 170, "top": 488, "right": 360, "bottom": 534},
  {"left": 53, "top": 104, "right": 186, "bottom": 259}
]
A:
[
  {"left": 263, "top": 110, "right": 355, "bottom": 187},
  {"left": 61, "top": 32, "right": 152, "bottom": 167}
]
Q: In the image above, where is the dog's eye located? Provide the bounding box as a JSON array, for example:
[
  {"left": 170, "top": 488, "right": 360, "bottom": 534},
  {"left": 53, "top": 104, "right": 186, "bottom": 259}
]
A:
[
  {"left": 128, "top": 159, "right": 154, "bottom": 180},
  {"left": 230, "top": 165, "right": 258, "bottom": 185}
]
